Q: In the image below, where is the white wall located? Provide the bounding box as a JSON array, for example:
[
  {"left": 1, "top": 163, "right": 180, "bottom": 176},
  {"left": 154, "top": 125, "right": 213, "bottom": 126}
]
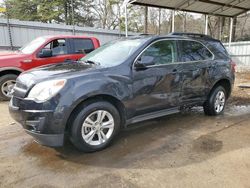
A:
[{"left": 224, "top": 41, "right": 250, "bottom": 71}]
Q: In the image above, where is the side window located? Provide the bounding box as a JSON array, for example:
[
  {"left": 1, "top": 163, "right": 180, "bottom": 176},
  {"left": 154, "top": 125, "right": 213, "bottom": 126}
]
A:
[
  {"left": 72, "top": 38, "right": 94, "bottom": 54},
  {"left": 42, "top": 39, "right": 67, "bottom": 56},
  {"left": 180, "top": 40, "right": 213, "bottom": 62},
  {"left": 141, "top": 40, "right": 177, "bottom": 65}
]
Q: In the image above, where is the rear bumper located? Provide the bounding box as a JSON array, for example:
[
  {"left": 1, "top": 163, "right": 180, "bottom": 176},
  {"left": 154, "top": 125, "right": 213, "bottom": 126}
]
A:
[{"left": 9, "top": 98, "right": 65, "bottom": 147}]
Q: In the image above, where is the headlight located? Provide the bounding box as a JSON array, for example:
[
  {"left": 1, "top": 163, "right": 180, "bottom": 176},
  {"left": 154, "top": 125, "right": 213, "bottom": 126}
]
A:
[{"left": 26, "top": 79, "right": 66, "bottom": 102}]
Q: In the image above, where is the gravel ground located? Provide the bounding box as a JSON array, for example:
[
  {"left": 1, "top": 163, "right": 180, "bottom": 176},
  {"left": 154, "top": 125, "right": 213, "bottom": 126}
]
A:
[{"left": 0, "top": 73, "right": 250, "bottom": 188}]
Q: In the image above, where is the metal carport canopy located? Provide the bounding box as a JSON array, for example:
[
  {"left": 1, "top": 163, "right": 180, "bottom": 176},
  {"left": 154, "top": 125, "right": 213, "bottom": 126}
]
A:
[
  {"left": 123, "top": 0, "right": 250, "bottom": 46},
  {"left": 129, "top": 0, "right": 250, "bottom": 17}
]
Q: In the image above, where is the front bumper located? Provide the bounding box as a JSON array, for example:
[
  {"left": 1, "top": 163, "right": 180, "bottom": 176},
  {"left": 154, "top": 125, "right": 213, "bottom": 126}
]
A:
[
  {"left": 25, "top": 129, "right": 64, "bottom": 147},
  {"left": 9, "top": 98, "right": 65, "bottom": 147}
]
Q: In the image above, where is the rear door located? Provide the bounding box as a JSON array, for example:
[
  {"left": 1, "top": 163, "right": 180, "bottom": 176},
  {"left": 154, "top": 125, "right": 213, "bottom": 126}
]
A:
[
  {"left": 68, "top": 38, "right": 96, "bottom": 60},
  {"left": 178, "top": 40, "right": 214, "bottom": 103},
  {"left": 132, "top": 39, "right": 182, "bottom": 115}
]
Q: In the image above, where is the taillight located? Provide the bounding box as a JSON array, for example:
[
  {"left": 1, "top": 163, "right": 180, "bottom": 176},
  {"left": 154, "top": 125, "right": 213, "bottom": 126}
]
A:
[{"left": 230, "top": 60, "right": 236, "bottom": 73}]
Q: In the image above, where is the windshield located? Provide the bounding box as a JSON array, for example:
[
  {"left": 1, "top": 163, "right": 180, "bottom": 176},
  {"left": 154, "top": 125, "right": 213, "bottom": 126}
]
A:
[
  {"left": 80, "top": 38, "right": 147, "bottom": 67},
  {"left": 20, "top": 37, "right": 47, "bottom": 54}
]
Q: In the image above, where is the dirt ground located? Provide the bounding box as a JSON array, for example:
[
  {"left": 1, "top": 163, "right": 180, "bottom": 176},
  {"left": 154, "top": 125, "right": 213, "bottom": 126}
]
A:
[{"left": 0, "top": 73, "right": 250, "bottom": 188}]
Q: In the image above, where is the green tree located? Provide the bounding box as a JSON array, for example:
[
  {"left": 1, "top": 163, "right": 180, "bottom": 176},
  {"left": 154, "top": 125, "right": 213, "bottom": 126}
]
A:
[
  {"left": 6, "top": 0, "right": 40, "bottom": 21},
  {"left": 4, "top": 0, "right": 95, "bottom": 26}
]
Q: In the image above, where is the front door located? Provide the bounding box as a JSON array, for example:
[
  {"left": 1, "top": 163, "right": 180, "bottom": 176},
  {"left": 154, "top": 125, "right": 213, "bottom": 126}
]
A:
[
  {"left": 34, "top": 38, "right": 74, "bottom": 67},
  {"left": 132, "top": 39, "right": 182, "bottom": 116}
]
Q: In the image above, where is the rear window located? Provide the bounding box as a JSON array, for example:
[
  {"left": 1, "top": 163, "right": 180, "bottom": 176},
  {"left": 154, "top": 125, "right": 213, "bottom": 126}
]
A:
[
  {"left": 72, "top": 38, "right": 94, "bottom": 54},
  {"left": 180, "top": 40, "right": 213, "bottom": 62}
]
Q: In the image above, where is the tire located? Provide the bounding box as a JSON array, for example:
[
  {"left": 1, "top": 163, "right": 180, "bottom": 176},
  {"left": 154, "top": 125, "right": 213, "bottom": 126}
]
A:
[
  {"left": 70, "top": 100, "right": 121, "bottom": 152},
  {"left": 0, "top": 74, "right": 17, "bottom": 101},
  {"left": 203, "top": 86, "right": 227, "bottom": 116}
]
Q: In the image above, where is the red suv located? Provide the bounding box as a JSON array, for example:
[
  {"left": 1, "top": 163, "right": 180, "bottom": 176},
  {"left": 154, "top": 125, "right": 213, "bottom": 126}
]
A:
[{"left": 0, "top": 35, "right": 100, "bottom": 100}]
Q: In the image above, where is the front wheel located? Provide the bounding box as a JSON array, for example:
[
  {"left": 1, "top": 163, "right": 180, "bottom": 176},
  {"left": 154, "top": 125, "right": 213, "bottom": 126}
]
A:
[
  {"left": 0, "top": 74, "right": 17, "bottom": 101},
  {"left": 70, "top": 101, "right": 121, "bottom": 152},
  {"left": 203, "top": 86, "right": 227, "bottom": 116}
]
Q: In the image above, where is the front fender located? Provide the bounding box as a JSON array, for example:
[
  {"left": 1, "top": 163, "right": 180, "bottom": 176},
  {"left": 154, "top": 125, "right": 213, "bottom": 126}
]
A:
[{"left": 57, "top": 74, "right": 133, "bottom": 131}]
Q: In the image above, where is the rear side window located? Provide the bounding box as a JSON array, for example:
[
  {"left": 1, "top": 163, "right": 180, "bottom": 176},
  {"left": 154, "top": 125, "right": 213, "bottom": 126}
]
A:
[
  {"left": 180, "top": 40, "right": 213, "bottom": 62},
  {"left": 72, "top": 38, "right": 94, "bottom": 54},
  {"left": 206, "top": 41, "right": 229, "bottom": 59}
]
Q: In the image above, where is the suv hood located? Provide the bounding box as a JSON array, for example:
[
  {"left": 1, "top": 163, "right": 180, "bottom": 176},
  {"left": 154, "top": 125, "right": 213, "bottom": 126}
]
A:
[
  {"left": 17, "top": 62, "right": 100, "bottom": 88},
  {"left": 0, "top": 51, "right": 27, "bottom": 59},
  {"left": 0, "top": 51, "right": 17, "bottom": 56}
]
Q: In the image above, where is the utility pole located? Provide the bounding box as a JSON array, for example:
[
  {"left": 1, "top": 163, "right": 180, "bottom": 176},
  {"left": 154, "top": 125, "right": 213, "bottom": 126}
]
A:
[{"left": 71, "top": 0, "right": 75, "bottom": 35}]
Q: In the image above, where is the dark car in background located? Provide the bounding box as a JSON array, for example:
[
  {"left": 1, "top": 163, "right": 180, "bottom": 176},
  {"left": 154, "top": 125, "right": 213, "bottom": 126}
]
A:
[
  {"left": 0, "top": 35, "right": 100, "bottom": 100},
  {"left": 9, "top": 33, "right": 235, "bottom": 152}
]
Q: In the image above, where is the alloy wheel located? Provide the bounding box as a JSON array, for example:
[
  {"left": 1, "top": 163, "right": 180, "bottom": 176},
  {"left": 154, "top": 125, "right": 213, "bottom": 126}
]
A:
[
  {"left": 81, "top": 110, "right": 115, "bottom": 146},
  {"left": 1, "top": 80, "right": 15, "bottom": 98},
  {"left": 214, "top": 91, "right": 225, "bottom": 113}
]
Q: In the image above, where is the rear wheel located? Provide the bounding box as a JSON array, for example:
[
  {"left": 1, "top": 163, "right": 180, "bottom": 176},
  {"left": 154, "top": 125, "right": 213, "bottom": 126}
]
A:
[
  {"left": 0, "top": 74, "right": 17, "bottom": 101},
  {"left": 203, "top": 86, "right": 227, "bottom": 116},
  {"left": 70, "top": 101, "right": 121, "bottom": 152}
]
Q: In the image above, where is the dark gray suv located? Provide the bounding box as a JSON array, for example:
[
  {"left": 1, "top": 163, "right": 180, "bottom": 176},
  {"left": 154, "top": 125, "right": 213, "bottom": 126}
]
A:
[{"left": 9, "top": 33, "right": 235, "bottom": 152}]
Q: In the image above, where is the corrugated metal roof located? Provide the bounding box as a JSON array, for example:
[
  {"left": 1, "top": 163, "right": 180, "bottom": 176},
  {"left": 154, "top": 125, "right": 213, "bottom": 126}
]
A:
[{"left": 130, "top": 0, "right": 250, "bottom": 17}]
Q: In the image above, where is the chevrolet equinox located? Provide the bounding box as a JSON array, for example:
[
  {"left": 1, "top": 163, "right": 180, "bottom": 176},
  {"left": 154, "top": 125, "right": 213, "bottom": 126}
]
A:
[{"left": 9, "top": 33, "right": 235, "bottom": 152}]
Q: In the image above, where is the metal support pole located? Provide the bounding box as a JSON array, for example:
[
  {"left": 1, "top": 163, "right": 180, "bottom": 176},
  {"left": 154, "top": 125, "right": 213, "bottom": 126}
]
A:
[
  {"left": 205, "top": 14, "right": 208, "bottom": 35},
  {"left": 158, "top": 8, "right": 161, "bottom": 35},
  {"left": 229, "top": 17, "right": 233, "bottom": 49},
  {"left": 144, "top": 6, "right": 148, "bottom": 34},
  {"left": 171, "top": 10, "right": 175, "bottom": 33},
  {"left": 123, "top": 0, "right": 137, "bottom": 37},
  {"left": 118, "top": 4, "right": 121, "bottom": 37},
  {"left": 219, "top": 17, "right": 222, "bottom": 40},
  {"left": 125, "top": 4, "right": 128, "bottom": 37}
]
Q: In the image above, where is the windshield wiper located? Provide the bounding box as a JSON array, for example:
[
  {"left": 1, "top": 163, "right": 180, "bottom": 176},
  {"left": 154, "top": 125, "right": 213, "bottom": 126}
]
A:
[{"left": 80, "top": 60, "right": 100, "bottom": 65}]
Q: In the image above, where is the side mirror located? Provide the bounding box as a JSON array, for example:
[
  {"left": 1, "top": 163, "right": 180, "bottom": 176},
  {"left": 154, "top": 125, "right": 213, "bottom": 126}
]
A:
[
  {"left": 135, "top": 56, "right": 155, "bottom": 69},
  {"left": 84, "top": 49, "right": 94, "bottom": 54},
  {"left": 38, "top": 49, "right": 53, "bottom": 58}
]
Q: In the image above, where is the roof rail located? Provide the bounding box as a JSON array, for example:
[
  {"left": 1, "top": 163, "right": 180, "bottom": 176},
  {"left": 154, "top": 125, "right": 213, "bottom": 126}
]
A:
[
  {"left": 139, "top": 33, "right": 155, "bottom": 36},
  {"left": 169, "top": 32, "right": 214, "bottom": 40}
]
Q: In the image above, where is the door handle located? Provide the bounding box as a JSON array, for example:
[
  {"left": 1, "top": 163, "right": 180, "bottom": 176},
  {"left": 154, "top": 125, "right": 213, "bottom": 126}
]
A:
[{"left": 172, "top": 69, "right": 178, "bottom": 74}]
